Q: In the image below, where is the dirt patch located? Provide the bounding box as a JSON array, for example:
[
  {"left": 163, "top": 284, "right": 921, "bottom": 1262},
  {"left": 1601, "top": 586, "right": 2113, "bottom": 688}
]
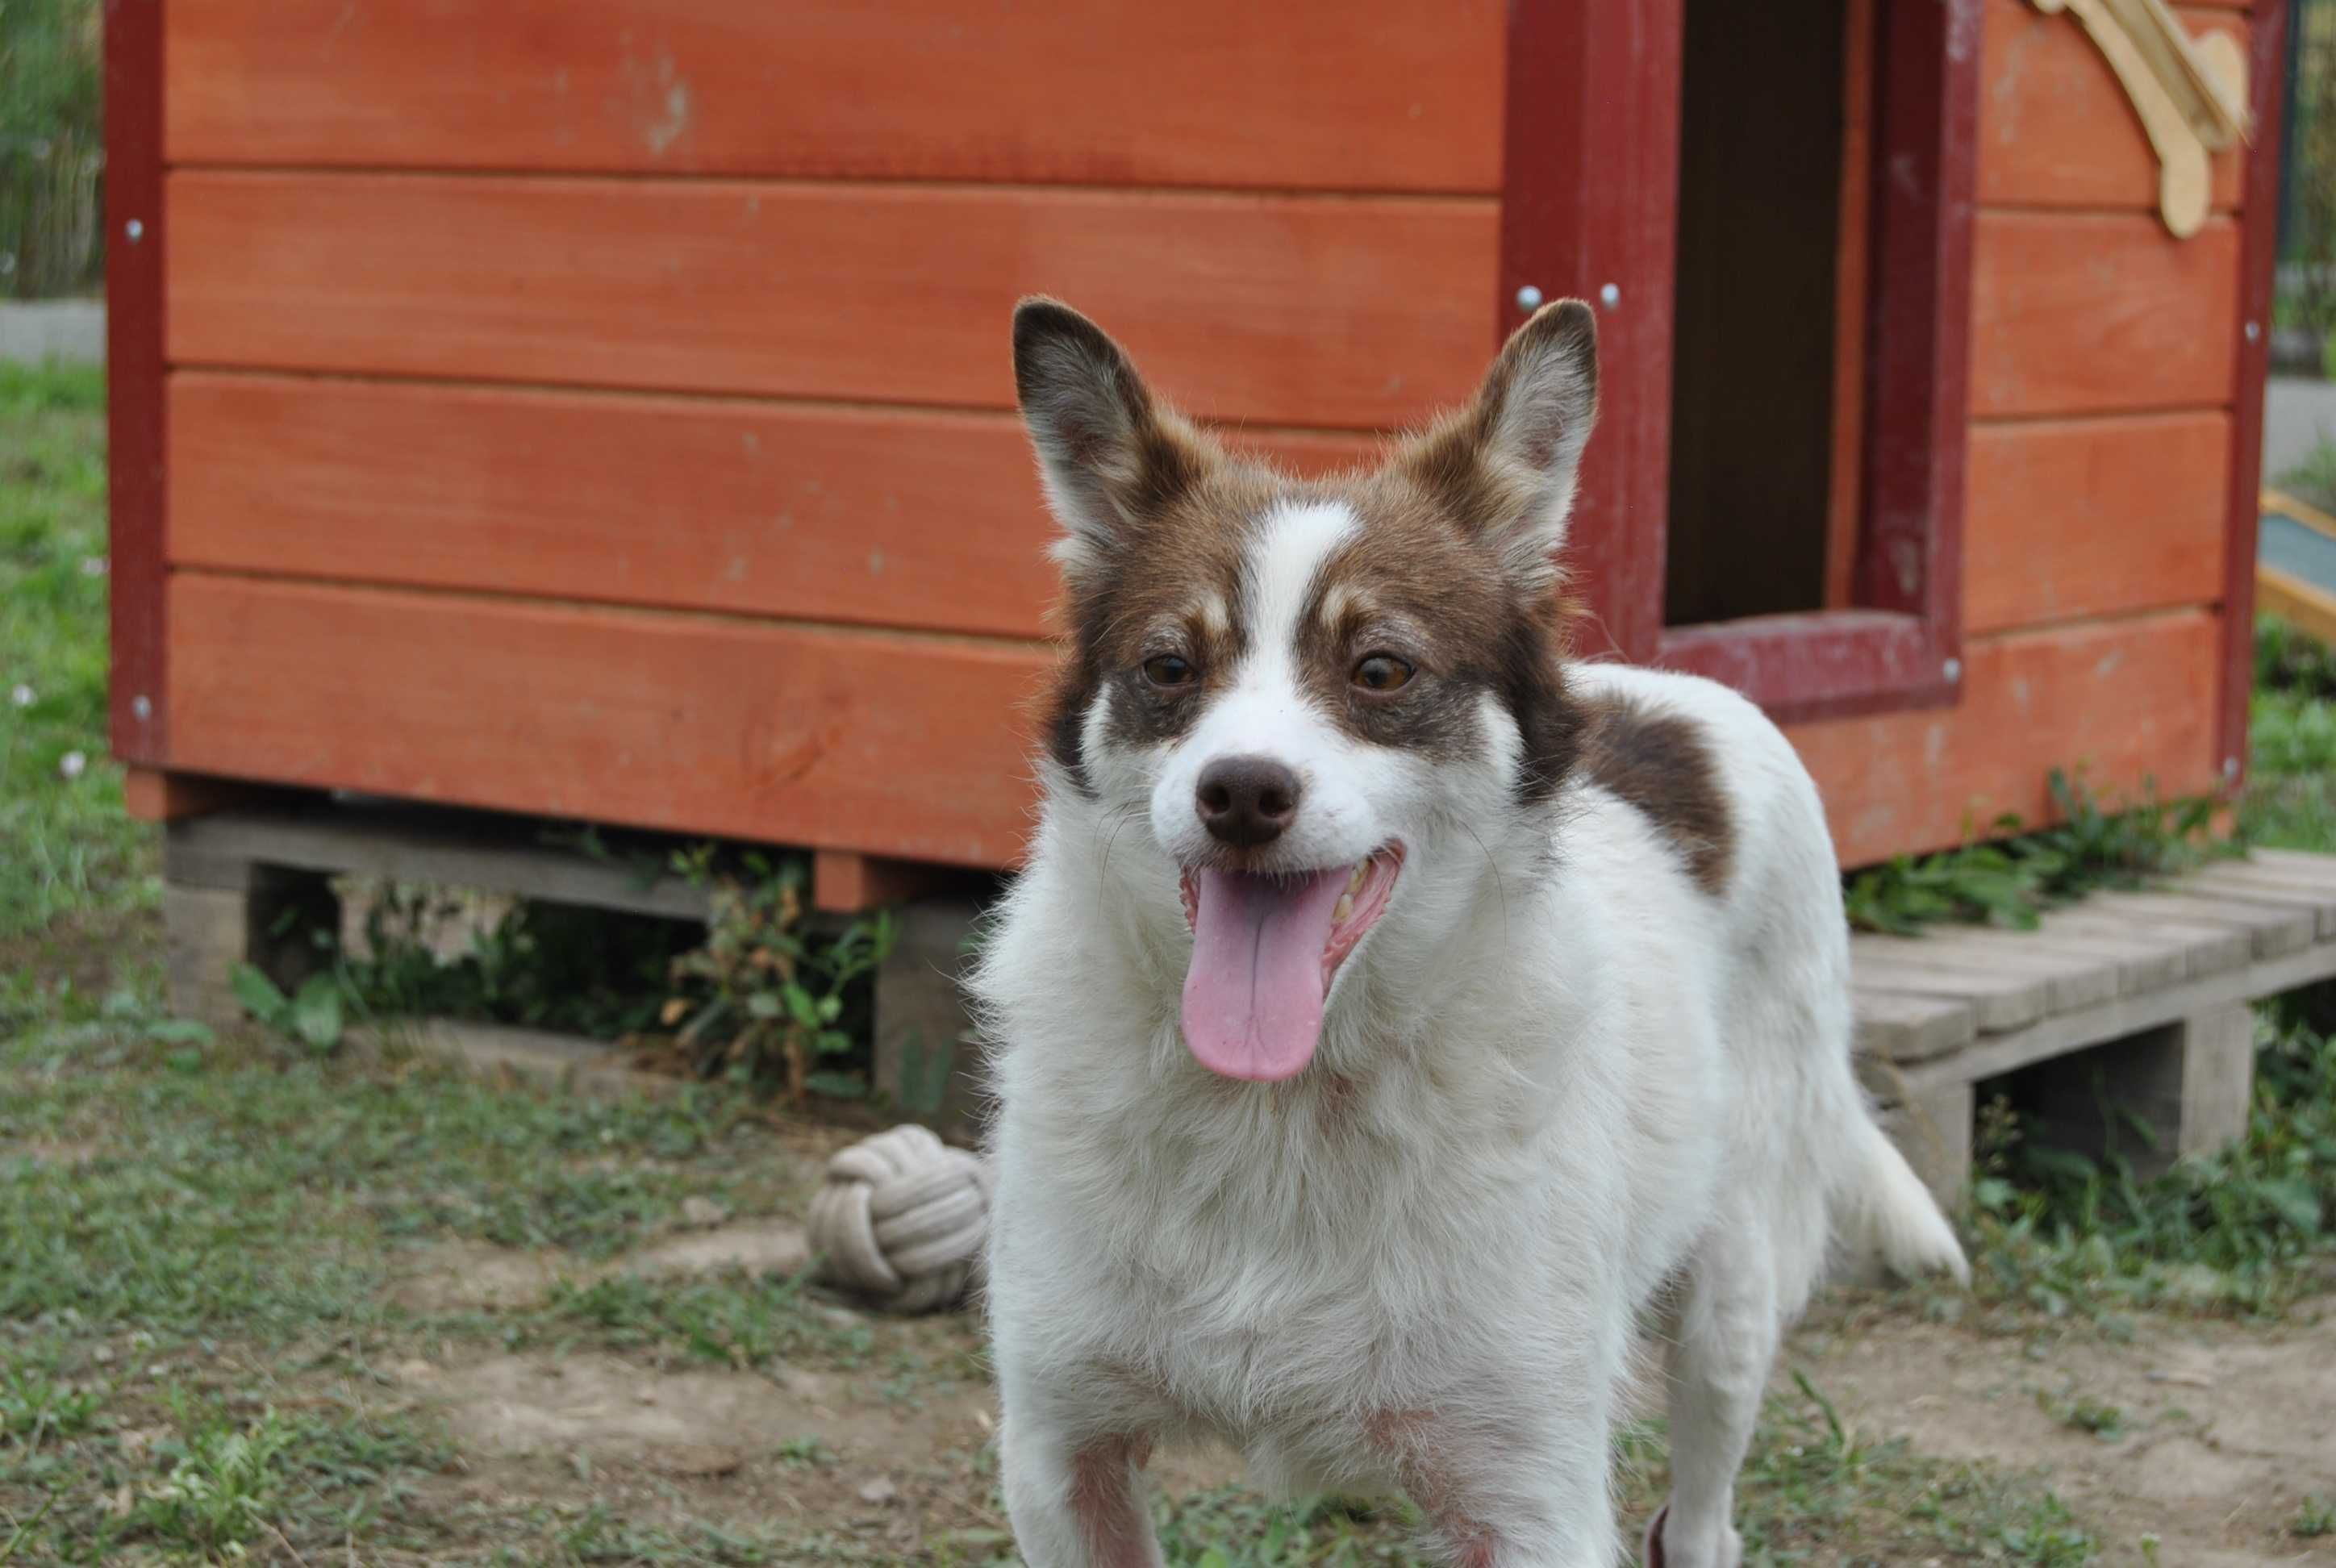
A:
[
  {"left": 389, "top": 1220, "right": 812, "bottom": 1314},
  {"left": 1796, "top": 1296, "right": 2336, "bottom": 1565}
]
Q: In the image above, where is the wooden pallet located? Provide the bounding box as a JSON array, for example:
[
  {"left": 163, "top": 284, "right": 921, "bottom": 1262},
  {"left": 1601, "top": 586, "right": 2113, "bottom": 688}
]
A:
[
  {"left": 161, "top": 797, "right": 989, "bottom": 1126},
  {"left": 1855, "top": 850, "right": 2336, "bottom": 1201}
]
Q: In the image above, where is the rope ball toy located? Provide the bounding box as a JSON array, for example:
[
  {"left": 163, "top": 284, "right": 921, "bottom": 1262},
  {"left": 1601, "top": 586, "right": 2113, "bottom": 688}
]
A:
[{"left": 807, "top": 1124, "right": 992, "bottom": 1313}]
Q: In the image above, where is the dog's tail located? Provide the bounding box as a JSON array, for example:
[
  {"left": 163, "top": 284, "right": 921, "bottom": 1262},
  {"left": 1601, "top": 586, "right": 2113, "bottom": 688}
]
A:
[{"left": 1839, "top": 1111, "right": 1969, "bottom": 1284}]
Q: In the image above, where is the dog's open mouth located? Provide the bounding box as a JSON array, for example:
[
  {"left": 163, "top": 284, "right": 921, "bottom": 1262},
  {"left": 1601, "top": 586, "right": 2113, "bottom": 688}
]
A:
[{"left": 1175, "top": 844, "right": 1405, "bottom": 1082}]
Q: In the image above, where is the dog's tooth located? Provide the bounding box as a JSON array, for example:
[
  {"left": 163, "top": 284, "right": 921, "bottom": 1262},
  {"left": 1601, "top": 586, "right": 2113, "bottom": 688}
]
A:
[
  {"left": 1332, "top": 894, "right": 1354, "bottom": 925},
  {"left": 1347, "top": 863, "right": 1366, "bottom": 893}
]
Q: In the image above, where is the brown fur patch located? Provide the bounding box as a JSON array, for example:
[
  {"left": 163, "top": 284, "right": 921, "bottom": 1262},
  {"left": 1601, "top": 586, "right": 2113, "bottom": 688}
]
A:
[
  {"left": 1576, "top": 696, "right": 1736, "bottom": 896},
  {"left": 1019, "top": 296, "right": 1591, "bottom": 806},
  {"left": 1289, "top": 467, "right": 1586, "bottom": 801}
]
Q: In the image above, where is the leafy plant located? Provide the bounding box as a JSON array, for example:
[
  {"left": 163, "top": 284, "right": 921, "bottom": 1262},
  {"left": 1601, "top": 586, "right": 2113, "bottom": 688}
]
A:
[
  {"left": 228, "top": 962, "right": 346, "bottom": 1053},
  {"left": 129, "top": 1407, "right": 298, "bottom": 1559},
  {"left": 636, "top": 849, "right": 895, "bottom": 1100},
  {"left": 1961, "top": 1000, "right": 2336, "bottom": 1317},
  {"left": 1845, "top": 770, "right": 2215, "bottom": 935},
  {"left": 2295, "top": 1495, "right": 2335, "bottom": 1539}
]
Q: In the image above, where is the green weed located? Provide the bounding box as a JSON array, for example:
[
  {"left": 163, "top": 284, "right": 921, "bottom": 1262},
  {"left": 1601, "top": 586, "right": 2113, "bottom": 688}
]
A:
[
  {"left": 1960, "top": 1003, "right": 2336, "bottom": 1318},
  {"left": 1846, "top": 771, "right": 2215, "bottom": 935},
  {"left": 2294, "top": 1494, "right": 2335, "bottom": 1539}
]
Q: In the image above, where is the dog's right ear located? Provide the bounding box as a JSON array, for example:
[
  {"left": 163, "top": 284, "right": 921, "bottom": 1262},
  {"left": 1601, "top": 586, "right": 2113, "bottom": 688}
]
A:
[{"left": 1012, "top": 298, "right": 1207, "bottom": 573}]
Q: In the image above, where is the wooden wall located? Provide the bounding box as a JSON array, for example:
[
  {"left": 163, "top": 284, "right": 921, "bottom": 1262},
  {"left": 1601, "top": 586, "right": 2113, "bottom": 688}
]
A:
[
  {"left": 156, "top": 2, "right": 1491, "bottom": 869},
  {"left": 1779, "top": 0, "right": 2259, "bottom": 865},
  {"left": 148, "top": 0, "right": 2265, "bottom": 875}
]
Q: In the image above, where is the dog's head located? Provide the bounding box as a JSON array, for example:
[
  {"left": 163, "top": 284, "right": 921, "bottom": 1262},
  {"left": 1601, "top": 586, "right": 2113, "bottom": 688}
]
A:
[{"left": 1014, "top": 298, "right": 1598, "bottom": 1082}]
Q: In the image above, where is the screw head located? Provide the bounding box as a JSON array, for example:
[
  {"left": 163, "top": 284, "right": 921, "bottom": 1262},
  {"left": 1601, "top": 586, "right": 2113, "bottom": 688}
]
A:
[
  {"left": 124, "top": 218, "right": 144, "bottom": 243},
  {"left": 131, "top": 694, "right": 152, "bottom": 721},
  {"left": 1942, "top": 657, "right": 1963, "bottom": 684},
  {"left": 2244, "top": 320, "right": 2261, "bottom": 342},
  {"left": 1599, "top": 282, "right": 1621, "bottom": 308},
  {"left": 1514, "top": 284, "right": 1544, "bottom": 312},
  {"left": 2223, "top": 754, "right": 2241, "bottom": 779}
]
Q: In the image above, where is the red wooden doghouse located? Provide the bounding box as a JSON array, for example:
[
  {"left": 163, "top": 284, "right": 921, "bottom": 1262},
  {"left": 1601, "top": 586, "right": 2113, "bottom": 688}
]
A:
[{"left": 107, "top": 1, "right": 2292, "bottom": 1086}]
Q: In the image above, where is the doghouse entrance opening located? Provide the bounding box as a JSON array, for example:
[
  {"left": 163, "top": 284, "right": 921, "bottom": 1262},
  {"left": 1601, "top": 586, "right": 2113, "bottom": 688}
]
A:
[{"left": 1665, "top": 0, "right": 1871, "bottom": 628}]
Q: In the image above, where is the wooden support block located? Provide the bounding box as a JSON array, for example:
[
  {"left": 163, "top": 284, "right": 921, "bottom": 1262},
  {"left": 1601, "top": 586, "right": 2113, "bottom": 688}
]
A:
[
  {"left": 1999, "top": 1002, "right": 2258, "bottom": 1181},
  {"left": 123, "top": 766, "right": 269, "bottom": 823},
  {"left": 161, "top": 819, "right": 344, "bottom": 1026},
  {"left": 1846, "top": 953, "right": 2050, "bottom": 1032},
  {"left": 161, "top": 862, "right": 340, "bottom": 1027},
  {"left": 2084, "top": 890, "right": 2316, "bottom": 959},
  {"left": 872, "top": 900, "right": 985, "bottom": 1141},
  {"left": 1853, "top": 990, "right": 1979, "bottom": 1062},
  {"left": 1884, "top": 1078, "right": 1975, "bottom": 1210},
  {"left": 812, "top": 849, "right": 991, "bottom": 915},
  {"left": 1854, "top": 930, "right": 2120, "bottom": 1013}
]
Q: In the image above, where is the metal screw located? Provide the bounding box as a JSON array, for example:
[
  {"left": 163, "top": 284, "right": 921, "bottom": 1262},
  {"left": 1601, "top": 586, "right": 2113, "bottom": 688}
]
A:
[
  {"left": 1942, "top": 657, "right": 1963, "bottom": 684},
  {"left": 2244, "top": 320, "right": 2261, "bottom": 342},
  {"left": 124, "top": 218, "right": 144, "bottom": 244},
  {"left": 1514, "top": 285, "right": 1544, "bottom": 312},
  {"left": 1599, "top": 282, "right": 1621, "bottom": 308},
  {"left": 2224, "top": 755, "right": 2241, "bottom": 779},
  {"left": 131, "top": 694, "right": 152, "bottom": 721}
]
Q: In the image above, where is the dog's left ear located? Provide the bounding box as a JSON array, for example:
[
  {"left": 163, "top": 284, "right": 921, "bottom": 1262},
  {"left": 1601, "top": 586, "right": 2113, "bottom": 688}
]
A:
[{"left": 1402, "top": 298, "right": 1599, "bottom": 590}]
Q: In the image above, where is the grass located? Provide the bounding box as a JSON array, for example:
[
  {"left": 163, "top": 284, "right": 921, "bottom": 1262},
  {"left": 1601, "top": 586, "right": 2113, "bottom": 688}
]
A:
[{"left": 0, "top": 361, "right": 149, "bottom": 940}]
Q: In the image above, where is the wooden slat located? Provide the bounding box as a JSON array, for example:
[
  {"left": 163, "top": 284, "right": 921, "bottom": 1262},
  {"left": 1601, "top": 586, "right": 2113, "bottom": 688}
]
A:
[
  {"left": 165, "top": 172, "right": 1497, "bottom": 430},
  {"left": 2087, "top": 889, "right": 2317, "bottom": 957},
  {"left": 1794, "top": 610, "right": 2221, "bottom": 868},
  {"left": 1969, "top": 212, "right": 2242, "bottom": 419},
  {"left": 166, "top": 374, "right": 1374, "bottom": 638},
  {"left": 1964, "top": 413, "right": 2230, "bottom": 633},
  {"left": 2039, "top": 908, "right": 2248, "bottom": 981},
  {"left": 1846, "top": 958, "right": 2049, "bottom": 1032},
  {"left": 2180, "top": 862, "right": 2336, "bottom": 936},
  {"left": 1895, "top": 935, "right": 2336, "bottom": 1095},
  {"left": 1853, "top": 990, "right": 1979, "bottom": 1062},
  {"left": 1852, "top": 932, "right": 2118, "bottom": 1015},
  {"left": 1979, "top": 2, "right": 2247, "bottom": 212},
  {"left": 164, "top": 575, "right": 1050, "bottom": 869},
  {"left": 165, "top": 0, "right": 1505, "bottom": 194}
]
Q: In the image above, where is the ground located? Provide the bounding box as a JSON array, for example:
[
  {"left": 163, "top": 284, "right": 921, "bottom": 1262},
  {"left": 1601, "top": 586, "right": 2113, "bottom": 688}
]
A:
[{"left": 6, "top": 365, "right": 2336, "bottom": 1565}]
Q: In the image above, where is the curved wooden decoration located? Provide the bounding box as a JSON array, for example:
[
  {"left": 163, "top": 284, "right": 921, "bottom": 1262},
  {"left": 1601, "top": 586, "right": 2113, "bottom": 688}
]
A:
[{"left": 2031, "top": 0, "right": 2250, "bottom": 238}]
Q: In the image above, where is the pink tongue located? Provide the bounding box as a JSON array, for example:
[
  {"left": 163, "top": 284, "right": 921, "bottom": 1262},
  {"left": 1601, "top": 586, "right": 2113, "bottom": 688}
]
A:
[{"left": 1179, "top": 866, "right": 1349, "bottom": 1082}]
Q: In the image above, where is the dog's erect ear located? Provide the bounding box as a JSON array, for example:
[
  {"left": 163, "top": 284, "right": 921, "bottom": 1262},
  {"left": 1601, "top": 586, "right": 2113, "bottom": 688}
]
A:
[
  {"left": 1012, "top": 298, "right": 1210, "bottom": 573},
  {"left": 1401, "top": 298, "right": 1599, "bottom": 589}
]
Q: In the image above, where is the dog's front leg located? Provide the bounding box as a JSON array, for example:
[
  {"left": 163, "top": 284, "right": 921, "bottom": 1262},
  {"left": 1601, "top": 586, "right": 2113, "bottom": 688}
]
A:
[
  {"left": 998, "top": 1403, "right": 1163, "bottom": 1568},
  {"left": 1367, "top": 1401, "right": 1618, "bottom": 1568}
]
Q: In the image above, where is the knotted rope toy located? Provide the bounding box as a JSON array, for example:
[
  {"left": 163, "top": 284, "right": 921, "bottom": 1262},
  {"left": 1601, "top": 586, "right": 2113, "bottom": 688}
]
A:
[{"left": 807, "top": 1124, "right": 992, "bottom": 1313}]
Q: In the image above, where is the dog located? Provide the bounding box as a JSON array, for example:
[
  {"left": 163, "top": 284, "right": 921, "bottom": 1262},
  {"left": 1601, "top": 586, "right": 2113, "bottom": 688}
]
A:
[{"left": 971, "top": 296, "right": 1968, "bottom": 1568}]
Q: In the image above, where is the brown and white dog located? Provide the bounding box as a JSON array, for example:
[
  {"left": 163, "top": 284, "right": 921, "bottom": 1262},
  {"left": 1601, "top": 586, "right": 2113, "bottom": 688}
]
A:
[{"left": 972, "top": 298, "right": 1966, "bottom": 1568}]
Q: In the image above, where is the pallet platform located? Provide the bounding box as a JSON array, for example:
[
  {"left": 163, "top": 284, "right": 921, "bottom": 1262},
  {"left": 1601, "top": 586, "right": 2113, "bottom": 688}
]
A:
[
  {"left": 1856, "top": 852, "right": 2336, "bottom": 1200},
  {"left": 161, "top": 799, "right": 2336, "bottom": 1186}
]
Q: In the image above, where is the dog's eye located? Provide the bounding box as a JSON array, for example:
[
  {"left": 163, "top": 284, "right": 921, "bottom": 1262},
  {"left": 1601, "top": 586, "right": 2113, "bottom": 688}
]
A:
[
  {"left": 1143, "top": 654, "right": 1197, "bottom": 689},
  {"left": 1352, "top": 653, "right": 1415, "bottom": 693}
]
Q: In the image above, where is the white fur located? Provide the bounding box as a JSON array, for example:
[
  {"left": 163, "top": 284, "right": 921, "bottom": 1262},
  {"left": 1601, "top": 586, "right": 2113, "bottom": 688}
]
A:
[{"left": 975, "top": 582, "right": 1964, "bottom": 1566}]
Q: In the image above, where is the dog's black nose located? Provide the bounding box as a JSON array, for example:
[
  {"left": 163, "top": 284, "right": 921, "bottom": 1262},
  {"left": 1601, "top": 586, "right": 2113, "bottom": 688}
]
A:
[{"left": 1195, "top": 756, "right": 1301, "bottom": 847}]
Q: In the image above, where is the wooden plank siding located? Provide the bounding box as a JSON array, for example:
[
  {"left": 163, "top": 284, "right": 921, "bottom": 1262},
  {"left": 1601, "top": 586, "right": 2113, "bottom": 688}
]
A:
[
  {"left": 127, "top": 0, "right": 2266, "bottom": 876},
  {"left": 1979, "top": 4, "right": 2247, "bottom": 212},
  {"left": 161, "top": 571, "right": 2220, "bottom": 877},
  {"left": 1948, "top": 0, "right": 2260, "bottom": 845},
  {"left": 1963, "top": 412, "right": 2230, "bottom": 633},
  {"left": 165, "top": 373, "right": 1375, "bottom": 640},
  {"left": 164, "top": 0, "right": 1505, "bottom": 194},
  {"left": 165, "top": 172, "right": 1496, "bottom": 430}
]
